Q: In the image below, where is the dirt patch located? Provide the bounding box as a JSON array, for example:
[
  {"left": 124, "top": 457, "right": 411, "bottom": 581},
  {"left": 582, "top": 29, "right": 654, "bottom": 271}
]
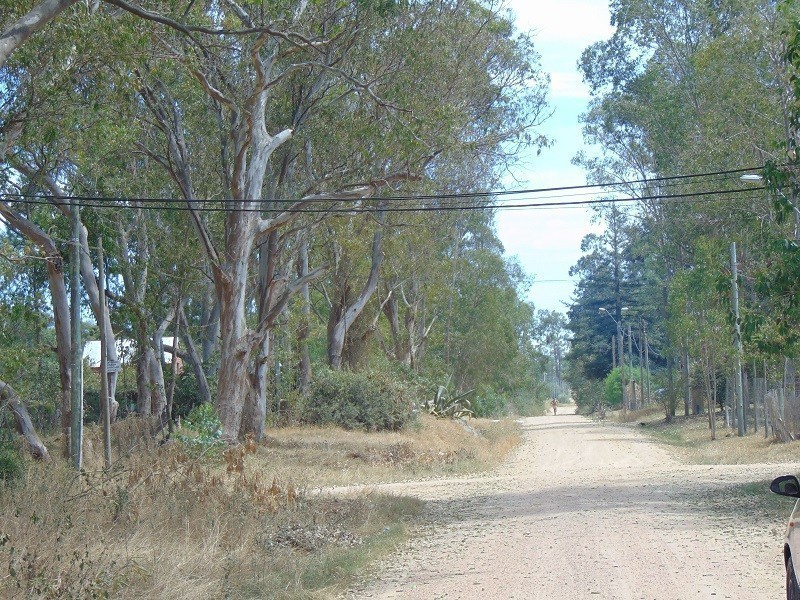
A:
[{"left": 344, "top": 405, "right": 800, "bottom": 599}]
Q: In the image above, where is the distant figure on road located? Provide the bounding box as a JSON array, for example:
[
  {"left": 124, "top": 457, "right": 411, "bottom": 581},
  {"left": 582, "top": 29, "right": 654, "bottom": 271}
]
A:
[{"left": 550, "top": 399, "right": 558, "bottom": 415}]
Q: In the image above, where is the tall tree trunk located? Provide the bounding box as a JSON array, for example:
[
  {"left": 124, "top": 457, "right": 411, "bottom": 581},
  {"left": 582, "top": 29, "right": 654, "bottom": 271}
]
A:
[
  {"left": 682, "top": 344, "right": 691, "bottom": 417},
  {"left": 14, "top": 162, "right": 121, "bottom": 420},
  {"left": 177, "top": 305, "right": 212, "bottom": 405},
  {"left": 246, "top": 230, "right": 282, "bottom": 439},
  {"left": 200, "top": 280, "right": 219, "bottom": 368},
  {"left": 148, "top": 347, "right": 167, "bottom": 419},
  {"left": 215, "top": 244, "right": 256, "bottom": 441},
  {"left": 382, "top": 279, "right": 406, "bottom": 363},
  {"left": 136, "top": 347, "right": 155, "bottom": 415},
  {"left": 0, "top": 203, "right": 71, "bottom": 456},
  {"left": 328, "top": 209, "right": 386, "bottom": 370},
  {"left": 297, "top": 238, "right": 312, "bottom": 395}
]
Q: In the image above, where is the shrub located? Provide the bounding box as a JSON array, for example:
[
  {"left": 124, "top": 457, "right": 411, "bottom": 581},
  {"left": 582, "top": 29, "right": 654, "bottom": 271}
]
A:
[
  {"left": 471, "top": 389, "right": 504, "bottom": 417},
  {"left": 0, "top": 429, "right": 24, "bottom": 482},
  {"left": 299, "top": 368, "right": 416, "bottom": 431},
  {"left": 175, "top": 403, "right": 224, "bottom": 458},
  {"left": 172, "top": 370, "right": 208, "bottom": 419},
  {"left": 603, "top": 366, "right": 639, "bottom": 408}
]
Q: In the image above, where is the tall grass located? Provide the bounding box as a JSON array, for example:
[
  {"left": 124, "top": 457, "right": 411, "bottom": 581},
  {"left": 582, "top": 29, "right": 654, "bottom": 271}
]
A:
[{"left": 0, "top": 415, "right": 519, "bottom": 599}]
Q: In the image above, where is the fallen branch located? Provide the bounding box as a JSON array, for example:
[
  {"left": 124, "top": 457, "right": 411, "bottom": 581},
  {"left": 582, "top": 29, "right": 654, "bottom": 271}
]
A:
[{"left": 0, "top": 378, "right": 51, "bottom": 461}]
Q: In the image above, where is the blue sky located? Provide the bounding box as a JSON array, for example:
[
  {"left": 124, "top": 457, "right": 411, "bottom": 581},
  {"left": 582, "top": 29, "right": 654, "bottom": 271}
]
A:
[{"left": 497, "top": 0, "right": 614, "bottom": 314}]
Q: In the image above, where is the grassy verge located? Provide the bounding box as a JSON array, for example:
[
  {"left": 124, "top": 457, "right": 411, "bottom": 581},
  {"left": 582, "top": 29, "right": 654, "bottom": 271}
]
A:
[
  {"left": 0, "top": 415, "right": 519, "bottom": 599},
  {"left": 612, "top": 407, "right": 800, "bottom": 464}
]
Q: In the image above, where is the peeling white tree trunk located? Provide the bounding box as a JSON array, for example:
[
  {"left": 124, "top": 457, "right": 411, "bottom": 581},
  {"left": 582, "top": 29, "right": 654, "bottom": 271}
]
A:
[
  {"left": 0, "top": 202, "right": 72, "bottom": 456},
  {"left": 297, "top": 239, "right": 312, "bottom": 395},
  {"left": 14, "top": 163, "right": 121, "bottom": 420},
  {"left": 0, "top": 0, "right": 78, "bottom": 68}
]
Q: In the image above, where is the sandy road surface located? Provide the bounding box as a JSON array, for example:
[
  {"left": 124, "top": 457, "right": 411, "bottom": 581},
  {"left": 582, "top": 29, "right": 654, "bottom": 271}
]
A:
[{"left": 345, "top": 407, "right": 800, "bottom": 599}]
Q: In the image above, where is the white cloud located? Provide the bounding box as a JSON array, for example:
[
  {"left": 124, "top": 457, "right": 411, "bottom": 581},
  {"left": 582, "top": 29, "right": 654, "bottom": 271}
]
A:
[{"left": 511, "top": 1, "right": 615, "bottom": 45}]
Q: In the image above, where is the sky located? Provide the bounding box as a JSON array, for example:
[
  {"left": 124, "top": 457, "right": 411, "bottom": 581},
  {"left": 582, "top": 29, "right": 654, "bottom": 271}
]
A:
[{"left": 496, "top": 0, "right": 615, "bottom": 314}]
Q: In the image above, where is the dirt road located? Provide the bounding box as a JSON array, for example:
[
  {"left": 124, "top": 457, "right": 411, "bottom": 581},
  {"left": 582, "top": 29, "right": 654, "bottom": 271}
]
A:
[{"left": 346, "top": 407, "right": 800, "bottom": 599}]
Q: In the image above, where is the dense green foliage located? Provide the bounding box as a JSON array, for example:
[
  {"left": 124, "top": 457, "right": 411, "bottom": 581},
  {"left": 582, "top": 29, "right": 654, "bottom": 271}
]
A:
[
  {"left": 0, "top": 428, "right": 24, "bottom": 482},
  {"left": 0, "top": 0, "right": 557, "bottom": 447},
  {"left": 297, "top": 368, "right": 417, "bottom": 431},
  {"left": 603, "top": 366, "right": 640, "bottom": 409},
  {"left": 565, "top": 0, "right": 800, "bottom": 432}
]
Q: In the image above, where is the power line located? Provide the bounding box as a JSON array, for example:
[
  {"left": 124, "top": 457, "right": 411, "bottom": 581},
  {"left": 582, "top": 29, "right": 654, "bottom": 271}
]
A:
[
  {"left": 0, "top": 184, "right": 768, "bottom": 213},
  {"left": 0, "top": 164, "right": 771, "bottom": 214}
]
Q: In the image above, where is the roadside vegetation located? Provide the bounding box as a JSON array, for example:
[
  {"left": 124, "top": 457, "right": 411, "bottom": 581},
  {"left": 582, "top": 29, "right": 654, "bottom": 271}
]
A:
[
  {"left": 562, "top": 0, "right": 800, "bottom": 450},
  {"left": 0, "top": 413, "right": 523, "bottom": 599},
  {"left": 616, "top": 407, "right": 800, "bottom": 465}
]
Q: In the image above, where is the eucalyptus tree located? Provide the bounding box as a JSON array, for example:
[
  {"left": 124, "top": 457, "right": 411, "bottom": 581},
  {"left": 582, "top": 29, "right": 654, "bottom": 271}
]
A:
[
  {"left": 574, "top": 0, "right": 798, "bottom": 416},
  {"left": 314, "top": 0, "right": 549, "bottom": 373},
  {"left": 1, "top": 0, "right": 550, "bottom": 442},
  {"left": 122, "top": 0, "right": 549, "bottom": 440}
]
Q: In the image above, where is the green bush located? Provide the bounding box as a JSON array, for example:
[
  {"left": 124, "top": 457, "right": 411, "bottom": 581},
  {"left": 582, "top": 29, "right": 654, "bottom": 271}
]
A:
[
  {"left": 175, "top": 403, "right": 224, "bottom": 458},
  {"left": 472, "top": 389, "right": 505, "bottom": 417},
  {"left": 0, "top": 430, "right": 24, "bottom": 483},
  {"left": 298, "top": 368, "right": 416, "bottom": 431},
  {"left": 172, "top": 371, "right": 209, "bottom": 419},
  {"left": 603, "top": 366, "right": 639, "bottom": 408}
]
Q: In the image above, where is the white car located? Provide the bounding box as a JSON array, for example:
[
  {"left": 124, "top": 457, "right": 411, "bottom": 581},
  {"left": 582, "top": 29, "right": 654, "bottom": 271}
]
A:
[{"left": 771, "top": 475, "right": 800, "bottom": 599}]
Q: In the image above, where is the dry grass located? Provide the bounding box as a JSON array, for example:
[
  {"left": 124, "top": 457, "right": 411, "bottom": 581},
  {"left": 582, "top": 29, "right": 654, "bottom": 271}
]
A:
[
  {"left": 616, "top": 408, "right": 800, "bottom": 465},
  {"left": 0, "top": 415, "right": 520, "bottom": 599},
  {"left": 259, "top": 415, "right": 520, "bottom": 488}
]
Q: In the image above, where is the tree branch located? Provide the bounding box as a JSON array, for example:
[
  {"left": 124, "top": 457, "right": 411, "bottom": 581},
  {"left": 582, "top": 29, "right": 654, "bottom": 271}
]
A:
[{"left": 0, "top": 0, "right": 78, "bottom": 69}]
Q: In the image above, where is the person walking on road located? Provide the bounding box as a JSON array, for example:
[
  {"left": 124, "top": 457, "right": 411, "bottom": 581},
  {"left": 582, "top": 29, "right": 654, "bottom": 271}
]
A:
[{"left": 550, "top": 399, "right": 558, "bottom": 415}]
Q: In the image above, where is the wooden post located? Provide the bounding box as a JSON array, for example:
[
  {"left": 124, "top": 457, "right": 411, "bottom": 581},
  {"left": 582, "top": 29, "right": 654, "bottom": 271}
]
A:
[
  {"left": 765, "top": 361, "right": 770, "bottom": 439},
  {"left": 620, "top": 323, "right": 626, "bottom": 414},
  {"left": 611, "top": 335, "right": 617, "bottom": 369},
  {"left": 628, "top": 323, "right": 634, "bottom": 410},
  {"left": 753, "top": 360, "right": 759, "bottom": 433},
  {"left": 167, "top": 295, "right": 181, "bottom": 435},
  {"left": 638, "top": 321, "right": 644, "bottom": 408},
  {"left": 683, "top": 344, "right": 691, "bottom": 417}
]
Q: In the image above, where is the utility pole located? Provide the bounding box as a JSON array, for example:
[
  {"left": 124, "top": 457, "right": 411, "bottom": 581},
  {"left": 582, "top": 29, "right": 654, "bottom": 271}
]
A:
[
  {"left": 639, "top": 320, "right": 644, "bottom": 408},
  {"left": 70, "top": 201, "right": 83, "bottom": 470},
  {"left": 98, "top": 237, "right": 111, "bottom": 469},
  {"left": 612, "top": 335, "right": 617, "bottom": 368},
  {"left": 644, "top": 323, "right": 651, "bottom": 404},
  {"left": 731, "top": 242, "right": 745, "bottom": 437},
  {"left": 620, "top": 321, "right": 626, "bottom": 413},
  {"left": 628, "top": 322, "right": 634, "bottom": 410}
]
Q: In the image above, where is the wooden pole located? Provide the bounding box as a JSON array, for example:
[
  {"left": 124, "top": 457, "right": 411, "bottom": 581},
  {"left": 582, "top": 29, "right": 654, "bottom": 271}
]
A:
[
  {"left": 70, "top": 201, "right": 83, "bottom": 469},
  {"left": 620, "top": 321, "right": 626, "bottom": 414},
  {"left": 628, "top": 323, "right": 634, "bottom": 410},
  {"left": 98, "top": 237, "right": 111, "bottom": 469},
  {"left": 612, "top": 335, "right": 617, "bottom": 368},
  {"left": 639, "top": 320, "right": 644, "bottom": 408},
  {"left": 731, "top": 242, "right": 745, "bottom": 437},
  {"left": 644, "top": 323, "right": 651, "bottom": 404}
]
